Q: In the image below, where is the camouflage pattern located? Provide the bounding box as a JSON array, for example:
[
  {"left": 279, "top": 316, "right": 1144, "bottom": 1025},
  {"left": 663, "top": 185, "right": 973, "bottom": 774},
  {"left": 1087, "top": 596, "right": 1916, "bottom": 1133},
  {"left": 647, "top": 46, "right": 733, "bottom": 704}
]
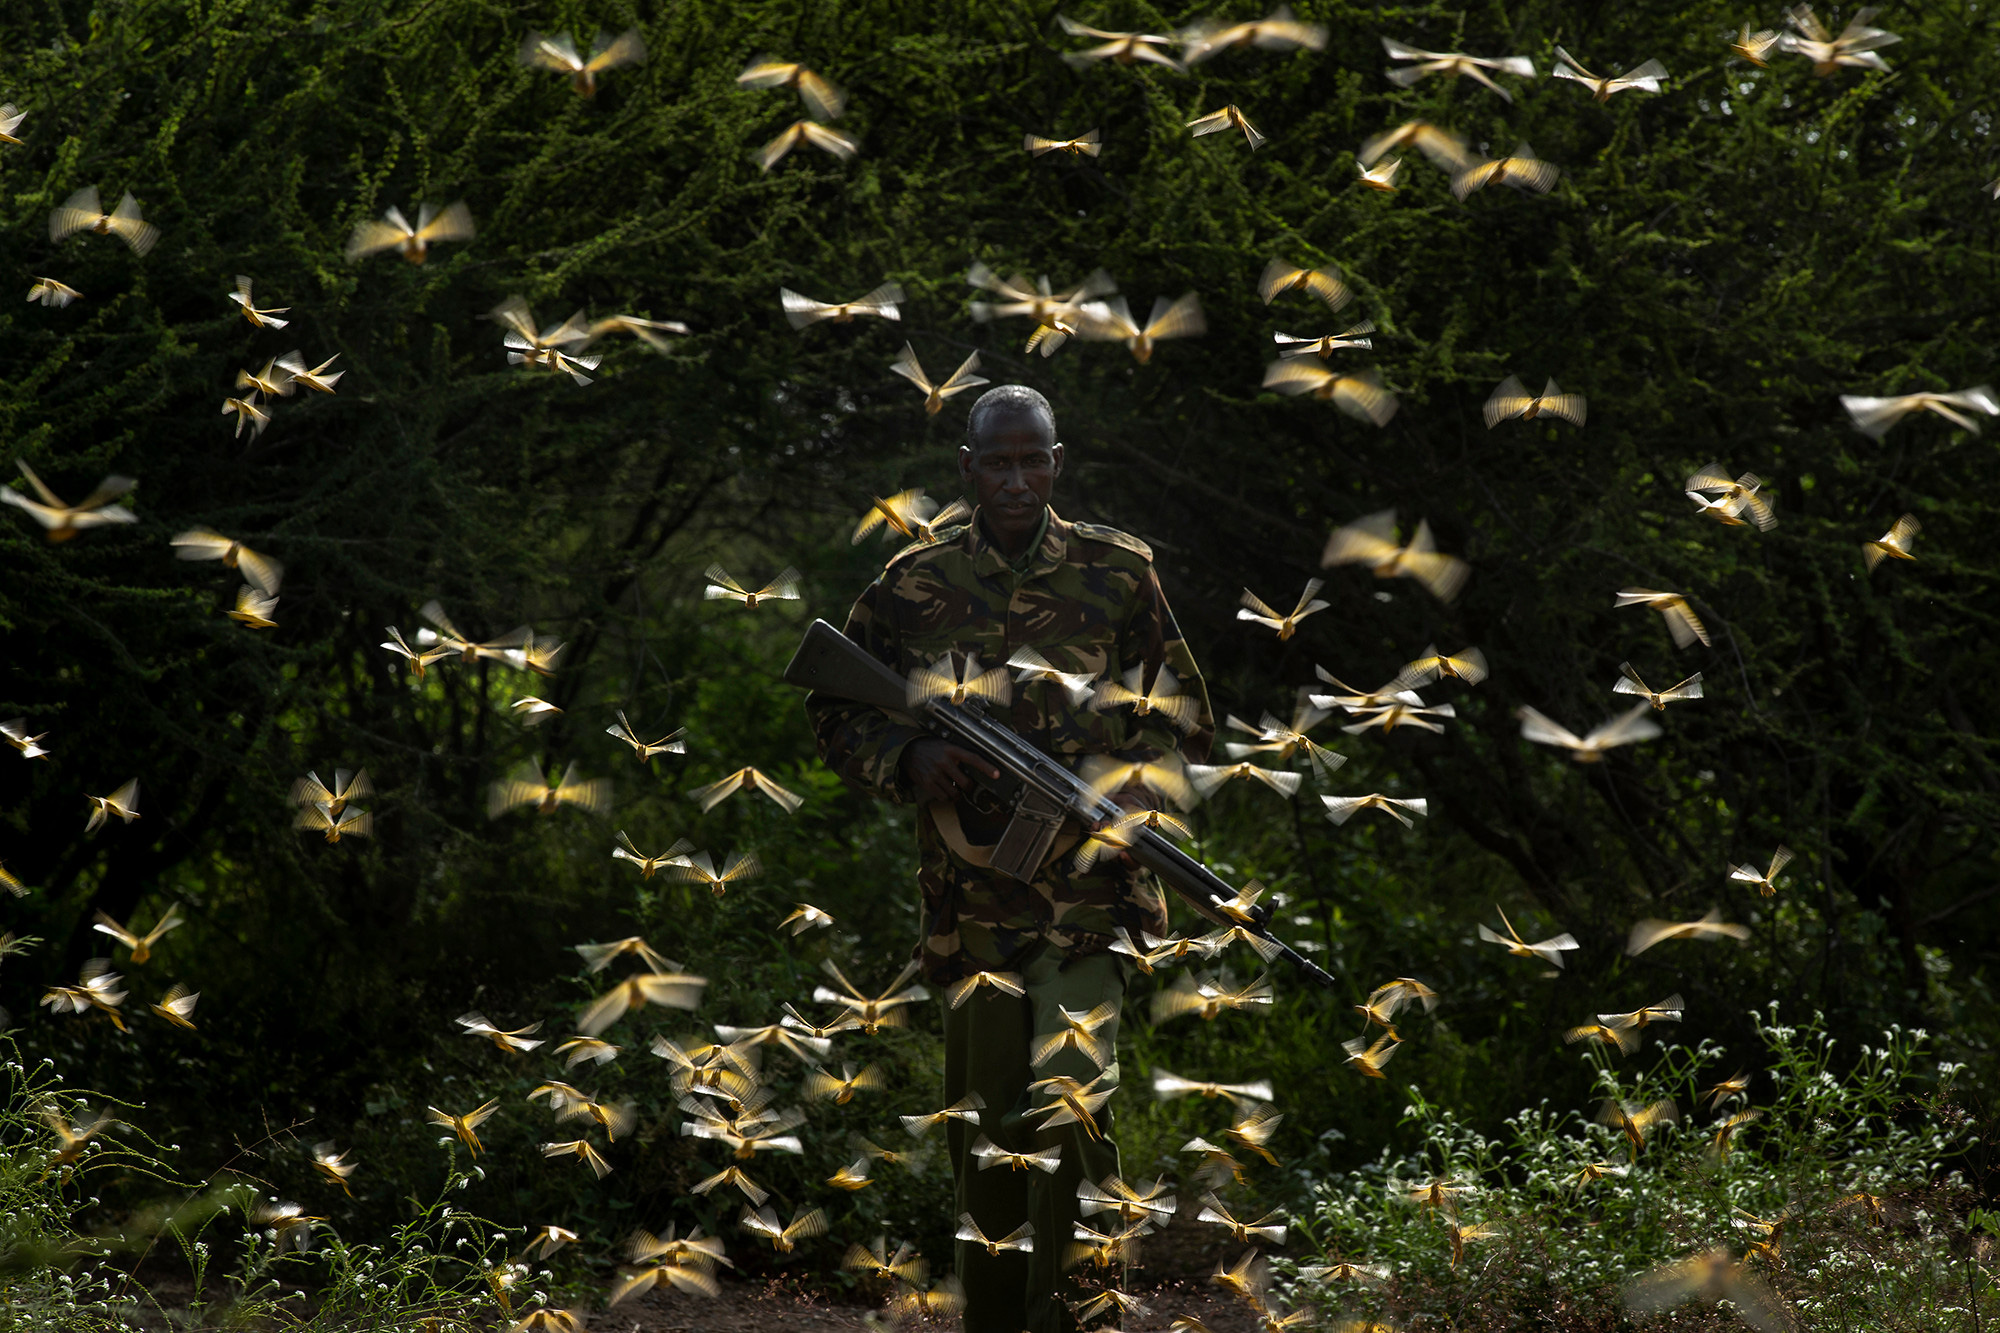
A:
[{"left": 807, "top": 506, "right": 1214, "bottom": 981}]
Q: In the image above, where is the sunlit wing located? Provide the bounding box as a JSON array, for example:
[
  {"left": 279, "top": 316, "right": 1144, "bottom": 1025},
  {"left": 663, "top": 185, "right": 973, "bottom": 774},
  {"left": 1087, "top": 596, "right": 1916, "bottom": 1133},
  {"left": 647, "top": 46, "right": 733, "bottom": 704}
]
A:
[
  {"left": 101, "top": 192, "right": 159, "bottom": 254},
  {"left": 585, "top": 28, "right": 647, "bottom": 75},
  {"left": 1482, "top": 375, "right": 1536, "bottom": 426},
  {"left": 1321, "top": 793, "right": 1425, "bottom": 828},
  {"left": 1261, "top": 359, "right": 1335, "bottom": 398},
  {"left": 1141, "top": 292, "right": 1206, "bottom": 343},
  {"left": 1319, "top": 510, "right": 1400, "bottom": 567},
  {"left": 1320, "top": 366, "right": 1398, "bottom": 425},
  {"left": 1535, "top": 378, "right": 1589, "bottom": 426},
  {"left": 1609, "top": 57, "right": 1669, "bottom": 93},
  {"left": 521, "top": 30, "right": 583, "bottom": 72},
  {"left": 410, "top": 198, "right": 476, "bottom": 248},
  {"left": 736, "top": 56, "right": 802, "bottom": 89},
  {"left": 1582, "top": 705, "right": 1664, "bottom": 751},
  {"left": 1025, "top": 128, "right": 1102, "bottom": 156}
]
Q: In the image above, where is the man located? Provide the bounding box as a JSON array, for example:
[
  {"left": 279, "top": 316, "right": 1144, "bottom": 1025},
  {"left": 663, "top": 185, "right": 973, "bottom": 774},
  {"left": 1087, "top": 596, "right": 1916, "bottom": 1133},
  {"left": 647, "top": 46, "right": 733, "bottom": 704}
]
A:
[{"left": 806, "top": 384, "right": 1213, "bottom": 1331}]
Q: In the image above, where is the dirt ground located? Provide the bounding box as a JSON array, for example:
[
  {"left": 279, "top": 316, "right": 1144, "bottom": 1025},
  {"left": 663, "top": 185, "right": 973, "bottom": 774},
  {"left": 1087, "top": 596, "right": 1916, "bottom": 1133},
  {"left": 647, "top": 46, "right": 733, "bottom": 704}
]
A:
[
  {"left": 124, "top": 1270, "right": 1269, "bottom": 1332},
  {"left": 597, "top": 1193, "right": 1281, "bottom": 1332},
  {"left": 120, "top": 1237, "right": 1281, "bottom": 1331},
  {"left": 122, "top": 1192, "right": 1284, "bottom": 1330},
  {"left": 609, "top": 1273, "right": 1267, "bottom": 1332}
]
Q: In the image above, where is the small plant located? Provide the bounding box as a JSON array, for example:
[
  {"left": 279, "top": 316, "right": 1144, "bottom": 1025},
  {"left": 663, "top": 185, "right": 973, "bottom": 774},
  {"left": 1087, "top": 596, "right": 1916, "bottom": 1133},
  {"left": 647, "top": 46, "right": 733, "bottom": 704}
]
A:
[{"left": 0, "top": 1045, "right": 197, "bottom": 1331}]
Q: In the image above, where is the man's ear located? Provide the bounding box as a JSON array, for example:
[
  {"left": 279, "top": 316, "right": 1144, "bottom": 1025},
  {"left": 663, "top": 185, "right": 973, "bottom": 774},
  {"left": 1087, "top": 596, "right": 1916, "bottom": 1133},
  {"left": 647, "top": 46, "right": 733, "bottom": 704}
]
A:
[
  {"left": 1051, "top": 442, "right": 1065, "bottom": 478},
  {"left": 958, "top": 445, "right": 975, "bottom": 486}
]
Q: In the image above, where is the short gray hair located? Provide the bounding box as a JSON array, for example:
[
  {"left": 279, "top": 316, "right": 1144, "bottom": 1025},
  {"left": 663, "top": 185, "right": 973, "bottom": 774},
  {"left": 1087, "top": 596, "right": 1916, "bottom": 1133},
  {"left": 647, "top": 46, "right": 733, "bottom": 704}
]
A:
[{"left": 965, "top": 384, "right": 1055, "bottom": 451}]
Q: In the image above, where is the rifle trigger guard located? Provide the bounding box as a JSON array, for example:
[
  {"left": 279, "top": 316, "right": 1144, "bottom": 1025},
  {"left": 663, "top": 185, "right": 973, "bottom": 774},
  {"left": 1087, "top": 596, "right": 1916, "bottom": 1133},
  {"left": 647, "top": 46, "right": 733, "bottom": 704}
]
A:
[{"left": 966, "top": 785, "right": 1010, "bottom": 819}]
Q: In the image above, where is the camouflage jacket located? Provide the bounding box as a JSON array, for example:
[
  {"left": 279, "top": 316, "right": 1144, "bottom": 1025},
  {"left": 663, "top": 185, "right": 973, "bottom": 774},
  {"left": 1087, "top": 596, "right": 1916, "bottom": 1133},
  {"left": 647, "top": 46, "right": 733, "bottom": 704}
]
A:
[{"left": 806, "top": 506, "right": 1214, "bottom": 982}]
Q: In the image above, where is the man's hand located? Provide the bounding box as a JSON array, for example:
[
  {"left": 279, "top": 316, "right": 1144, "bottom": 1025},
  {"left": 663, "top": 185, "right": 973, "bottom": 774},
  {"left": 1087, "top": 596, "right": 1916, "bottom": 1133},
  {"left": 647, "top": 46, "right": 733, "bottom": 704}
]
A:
[{"left": 901, "top": 738, "right": 1001, "bottom": 805}]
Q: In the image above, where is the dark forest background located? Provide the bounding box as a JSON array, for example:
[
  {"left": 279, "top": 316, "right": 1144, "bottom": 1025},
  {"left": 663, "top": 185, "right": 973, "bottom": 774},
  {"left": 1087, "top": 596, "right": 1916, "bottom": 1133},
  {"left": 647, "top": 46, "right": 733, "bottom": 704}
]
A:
[{"left": 0, "top": 0, "right": 1994, "bottom": 1295}]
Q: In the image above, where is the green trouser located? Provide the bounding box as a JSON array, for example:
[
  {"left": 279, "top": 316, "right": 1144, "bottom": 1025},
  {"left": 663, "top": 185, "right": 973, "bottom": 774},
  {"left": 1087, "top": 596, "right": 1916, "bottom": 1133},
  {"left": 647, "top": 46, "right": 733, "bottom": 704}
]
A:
[{"left": 943, "top": 941, "right": 1127, "bottom": 1333}]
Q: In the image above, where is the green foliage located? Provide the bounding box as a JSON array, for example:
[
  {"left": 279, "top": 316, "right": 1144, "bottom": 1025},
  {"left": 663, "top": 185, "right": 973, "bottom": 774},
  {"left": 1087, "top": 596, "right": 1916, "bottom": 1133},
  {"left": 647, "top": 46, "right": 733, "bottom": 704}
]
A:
[
  {"left": 0, "top": 0, "right": 1996, "bottom": 1315},
  {"left": 0, "top": 1036, "right": 528, "bottom": 1330},
  {"left": 1289, "top": 1010, "right": 1983, "bottom": 1329}
]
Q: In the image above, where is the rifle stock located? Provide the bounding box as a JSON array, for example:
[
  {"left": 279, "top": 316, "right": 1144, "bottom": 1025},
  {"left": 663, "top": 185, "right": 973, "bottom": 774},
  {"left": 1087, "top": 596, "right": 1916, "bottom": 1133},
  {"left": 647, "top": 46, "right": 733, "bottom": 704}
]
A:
[
  {"left": 789, "top": 619, "right": 1336, "bottom": 990},
  {"left": 786, "top": 618, "right": 913, "bottom": 715}
]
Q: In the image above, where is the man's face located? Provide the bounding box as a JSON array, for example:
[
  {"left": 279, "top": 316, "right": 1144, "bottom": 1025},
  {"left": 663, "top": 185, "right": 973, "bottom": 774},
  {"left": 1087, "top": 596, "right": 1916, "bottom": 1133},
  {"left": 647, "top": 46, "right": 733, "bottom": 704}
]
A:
[{"left": 960, "top": 410, "right": 1063, "bottom": 550}]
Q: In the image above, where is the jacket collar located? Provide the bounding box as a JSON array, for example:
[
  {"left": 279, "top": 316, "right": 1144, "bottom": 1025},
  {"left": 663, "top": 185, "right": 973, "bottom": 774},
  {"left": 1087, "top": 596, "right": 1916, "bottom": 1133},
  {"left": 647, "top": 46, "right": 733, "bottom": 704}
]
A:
[{"left": 967, "top": 505, "right": 1068, "bottom": 580}]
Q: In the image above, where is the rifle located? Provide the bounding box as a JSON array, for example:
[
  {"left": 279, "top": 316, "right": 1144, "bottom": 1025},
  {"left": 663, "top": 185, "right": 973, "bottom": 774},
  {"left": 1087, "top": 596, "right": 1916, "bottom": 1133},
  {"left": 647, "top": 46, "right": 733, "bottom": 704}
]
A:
[{"left": 785, "top": 619, "right": 1336, "bottom": 990}]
